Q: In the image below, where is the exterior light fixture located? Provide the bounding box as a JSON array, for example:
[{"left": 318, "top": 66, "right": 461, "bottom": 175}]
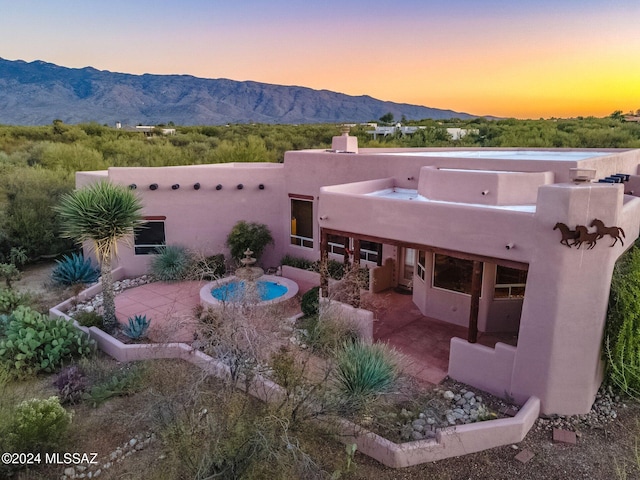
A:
[
  {"left": 149, "top": 183, "right": 158, "bottom": 190},
  {"left": 505, "top": 243, "right": 514, "bottom": 250},
  {"left": 258, "top": 184, "right": 265, "bottom": 190},
  {"left": 237, "top": 184, "right": 244, "bottom": 190},
  {"left": 216, "top": 184, "right": 222, "bottom": 190},
  {"left": 129, "top": 183, "right": 137, "bottom": 190},
  {"left": 481, "top": 190, "right": 489, "bottom": 196},
  {"left": 193, "top": 183, "right": 201, "bottom": 190},
  {"left": 172, "top": 184, "right": 180, "bottom": 190}
]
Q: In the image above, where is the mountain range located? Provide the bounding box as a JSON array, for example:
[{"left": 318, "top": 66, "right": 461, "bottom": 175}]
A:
[{"left": 0, "top": 57, "right": 480, "bottom": 126}]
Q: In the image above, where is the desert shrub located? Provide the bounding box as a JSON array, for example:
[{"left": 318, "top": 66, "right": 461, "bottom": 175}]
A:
[
  {"left": 606, "top": 243, "right": 640, "bottom": 398},
  {"left": 0, "top": 166, "right": 74, "bottom": 259},
  {"left": 84, "top": 364, "right": 144, "bottom": 407},
  {"left": 297, "top": 311, "right": 359, "bottom": 355},
  {"left": 281, "top": 254, "right": 315, "bottom": 271},
  {"left": 73, "top": 310, "right": 104, "bottom": 328},
  {"left": 7, "top": 396, "right": 72, "bottom": 454},
  {"left": 301, "top": 286, "right": 320, "bottom": 317},
  {"left": 51, "top": 252, "right": 100, "bottom": 286},
  {"left": 0, "top": 306, "right": 95, "bottom": 377},
  {"left": 150, "top": 245, "right": 193, "bottom": 281},
  {"left": 334, "top": 340, "right": 400, "bottom": 413},
  {"left": 122, "top": 314, "right": 151, "bottom": 339},
  {"left": 226, "top": 221, "right": 273, "bottom": 262},
  {"left": 195, "top": 253, "right": 226, "bottom": 279},
  {"left": 53, "top": 365, "right": 89, "bottom": 405},
  {"left": 160, "top": 391, "right": 322, "bottom": 480},
  {"left": 0, "top": 288, "right": 31, "bottom": 315}
]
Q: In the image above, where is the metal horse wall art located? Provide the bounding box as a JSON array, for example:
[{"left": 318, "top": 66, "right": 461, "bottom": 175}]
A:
[{"left": 553, "top": 219, "right": 625, "bottom": 249}]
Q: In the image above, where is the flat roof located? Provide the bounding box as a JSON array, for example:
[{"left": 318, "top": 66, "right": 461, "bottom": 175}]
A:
[
  {"left": 385, "top": 150, "right": 612, "bottom": 161},
  {"left": 366, "top": 188, "right": 536, "bottom": 213}
]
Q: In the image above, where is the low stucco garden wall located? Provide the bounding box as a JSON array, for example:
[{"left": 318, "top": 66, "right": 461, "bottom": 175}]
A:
[{"left": 49, "top": 278, "right": 539, "bottom": 468}]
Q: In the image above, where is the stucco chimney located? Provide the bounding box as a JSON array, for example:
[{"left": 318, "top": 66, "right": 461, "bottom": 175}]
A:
[{"left": 331, "top": 125, "right": 358, "bottom": 153}]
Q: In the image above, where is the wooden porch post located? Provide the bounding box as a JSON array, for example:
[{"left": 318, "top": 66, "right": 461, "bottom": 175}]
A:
[
  {"left": 468, "top": 260, "right": 482, "bottom": 343},
  {"left": 352, "top": 238, "right": 361, "bottom": 267},
  {"left": 343, "top": 236, "right": 350, "bottom": 266},
  {"left": 351, "top": 238, "right": 361, "bottom": 308},
  {"left": 320, "top": 228, "right": 329, "bottom": 297}
]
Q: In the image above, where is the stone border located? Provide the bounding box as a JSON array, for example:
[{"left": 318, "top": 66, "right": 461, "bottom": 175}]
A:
[{"left": 49, "top": 277, "right": 539, "bottom": 469}]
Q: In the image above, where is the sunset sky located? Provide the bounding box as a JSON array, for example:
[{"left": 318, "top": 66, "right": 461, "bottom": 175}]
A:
[{"left": 1, "top": 0, "right": 638, "bottom": 119}]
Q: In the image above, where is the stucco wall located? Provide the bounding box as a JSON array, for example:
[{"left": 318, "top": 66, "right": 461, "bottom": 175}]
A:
[{"left": 107, "top": 163, "right": 286, "bottom": 276}]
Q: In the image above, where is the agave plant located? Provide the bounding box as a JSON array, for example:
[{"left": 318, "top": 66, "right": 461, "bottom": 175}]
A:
[
  {"left": 51, "top": 252, "right": 101, "bottom": 286},
  {"left": 122, "top": 314, "right": 151, "bottom": 339}
]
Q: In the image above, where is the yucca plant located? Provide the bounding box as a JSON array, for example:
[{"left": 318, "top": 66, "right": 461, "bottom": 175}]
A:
[
  {"left": 150, "top": 245, "right": 193, "bottom": 281},
  {"left": 55, "top": 181, "right": 145, "bottom": 332},
  {"left": 122, "top": 314, "right": 151, "bottom": 340},
  {"left": 334, "top": 340, "right": 400, "bottom": 413},
  {"left": 51, "top": 252, "right": 100, "bottom": 286}
]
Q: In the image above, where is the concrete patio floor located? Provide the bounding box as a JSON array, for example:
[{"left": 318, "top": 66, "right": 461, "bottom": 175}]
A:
[
  {"left": 364, "top": 289, "right": 518, "bottom": 385},
  {"left": 115, "top": 281, "right": 518, "bottom": 386}
]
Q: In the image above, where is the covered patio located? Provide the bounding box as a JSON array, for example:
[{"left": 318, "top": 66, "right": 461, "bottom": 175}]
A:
[{"left": 363, "top": 289, "right": 518, "bottom": 385}]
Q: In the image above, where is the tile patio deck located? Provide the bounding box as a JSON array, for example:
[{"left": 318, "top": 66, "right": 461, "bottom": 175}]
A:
[{"left": 115, "top": 281, "right": 518, "bottom": 386}]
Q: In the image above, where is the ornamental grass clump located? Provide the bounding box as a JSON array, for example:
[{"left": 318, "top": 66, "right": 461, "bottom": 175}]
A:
[
  {"left": 334, "top": 340, "right": 400, "bottom": 413},
  {"left": 150, "top": 245, "right": 194, "bottom": 281}
]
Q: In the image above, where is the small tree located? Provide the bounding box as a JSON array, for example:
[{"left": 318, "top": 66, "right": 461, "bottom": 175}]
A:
[
  {"left": 226, "top": 221, "right": 273, "bottom": 263},
  {"left": 55, "top": 181, "right": 145, "bottom": 332}
]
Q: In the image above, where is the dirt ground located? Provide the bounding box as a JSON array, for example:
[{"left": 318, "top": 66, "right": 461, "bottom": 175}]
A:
[{"left": 11, "top": 263, "right": 640, "bottom": 480}]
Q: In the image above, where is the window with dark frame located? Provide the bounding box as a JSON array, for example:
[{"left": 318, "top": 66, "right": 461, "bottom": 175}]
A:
[
  {"left": 494, "top": 265, "right": 527, "bottom": 299},
  {"left": 290, "top": 198, "right": 313, "bottom": 248},
  {"left": 432, "top": 253, "right": 479, "bottom": 295},
  {"left": 134, "top": 221, "right": 166, "bottom": 255}
]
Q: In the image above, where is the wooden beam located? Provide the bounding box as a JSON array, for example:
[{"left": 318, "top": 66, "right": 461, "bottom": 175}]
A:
[
  {"left": 320, "top": 227, "right": 528, "bottom": 271},
  {"left": 353, "top": 238, "right": 361, "bottom": 267},
  {"left": 343, "top": 236, "right": 350, "bottom": 266},
  {"left": 468, "top": 260, "right": 483, "bottom": 343}
]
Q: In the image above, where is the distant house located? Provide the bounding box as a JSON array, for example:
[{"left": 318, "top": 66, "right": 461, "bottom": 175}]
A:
[
  {"left": 77, "top": 134, "right": 640, "bottom": 417},
  {"left": 114, "top": 122, "right": 176, "bottom": 136}
]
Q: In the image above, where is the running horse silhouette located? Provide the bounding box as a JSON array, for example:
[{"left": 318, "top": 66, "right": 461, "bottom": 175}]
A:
[
  {"left": 590, "top": 218, "right": 625, "bottom": 247},
  {"left": 553, "top": 222, "right": 579, "bottom": 247},
  {"left": 573, "top": 225, "right": 599, "bottom": 249}
]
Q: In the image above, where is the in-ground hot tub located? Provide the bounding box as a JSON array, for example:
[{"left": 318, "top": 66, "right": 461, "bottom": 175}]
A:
[{"left": 199, "top": 275, "right": 298, "bottom": 308}]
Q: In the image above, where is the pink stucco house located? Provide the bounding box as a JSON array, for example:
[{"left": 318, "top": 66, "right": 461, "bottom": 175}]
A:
[{"left": 77, "top": 133, "right": 640, "bottom": 416}]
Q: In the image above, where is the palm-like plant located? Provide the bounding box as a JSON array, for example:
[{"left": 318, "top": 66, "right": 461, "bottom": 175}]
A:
[{"left": 55, "top": 181, "right": 145, "bottom": 332}]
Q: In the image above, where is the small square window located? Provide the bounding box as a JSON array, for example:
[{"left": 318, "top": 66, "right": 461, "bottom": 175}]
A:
[{"left": 134, "top": 221, "right": 166, "bottom": 255}]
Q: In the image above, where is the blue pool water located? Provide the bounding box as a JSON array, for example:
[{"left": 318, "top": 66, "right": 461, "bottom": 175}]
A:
[{"left": 211, "top": 280, "right": 288, "bottom": 302}]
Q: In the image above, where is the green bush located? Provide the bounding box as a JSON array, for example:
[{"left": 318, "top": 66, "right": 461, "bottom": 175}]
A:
[
  {"left": 0, "top": 288, "right": 31, "bottom": 315},
  {"left": 0, "top": 306, "right": 95, "bottom": 377},
  {"left": 150, "top": 245, "right": 193, "bottom": 281},
  {"left": 334, "top": 340, "right": 400, "bottom": 413},
  {"left": 84, "top": 365, "right": 144, "bottom": 407},
  {"left": 226, "top": 221, "right": 274, "bottom": 262},
  {"left": 73, "top": 310, "right": 104, "bottom": 328},
  {"left": 605, "top": 243, "right": 640, "bottom": 398},
  {"left": 281, "top": 255, "right": 314, "bottom": 271},
  {"left": 7, "top": 396, "right": 72, "bottom": 454},
  {"left": 298, "top": 313, "right": 359, "bottom": 355},
  {"left": 301, "top": 286, "right": 320, "bottom": 317},
  {"left": 51, "top": 252, "right": 100, "bottom": 286}
]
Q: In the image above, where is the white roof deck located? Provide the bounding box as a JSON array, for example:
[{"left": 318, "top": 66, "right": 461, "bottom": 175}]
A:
[
  {"left": 366, "top": 187, "right": 536, "bottom": 212},
  {"left": 385, "top": 150, "right": 612, "bottom": 161}
]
